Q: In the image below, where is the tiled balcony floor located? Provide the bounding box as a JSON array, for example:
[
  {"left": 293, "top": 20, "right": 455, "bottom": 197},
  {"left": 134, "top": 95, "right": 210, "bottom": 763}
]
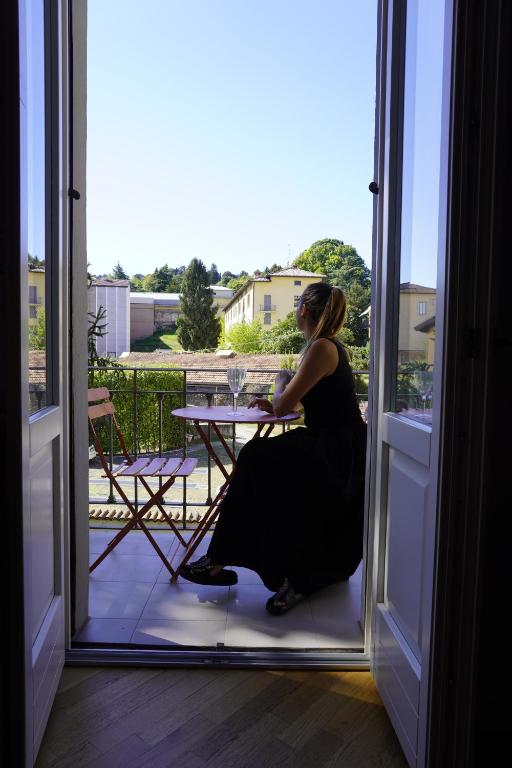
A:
[{"left": 74, "top": 528, "right": 364, "bottom": 650}]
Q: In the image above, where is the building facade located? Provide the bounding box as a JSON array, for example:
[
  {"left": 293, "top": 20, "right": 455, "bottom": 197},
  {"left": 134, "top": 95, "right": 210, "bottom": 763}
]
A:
[
  {"left": 397, "top": 282, "right": 436, "bottom": 363},
  {"left": 28, "top": 267, "right": 45, "bottom": 325},
  {"left": 87, "top": 279, "right": 131, "bottom": 358},
  {"left": 223, "top": 268, "right": 325, "bottom": 331},
  {"left": 130, "top": 285, "right": 233, "bottom": 343}
]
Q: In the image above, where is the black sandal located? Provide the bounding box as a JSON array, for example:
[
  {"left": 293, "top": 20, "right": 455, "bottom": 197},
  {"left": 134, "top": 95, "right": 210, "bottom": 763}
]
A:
[
  {"left": 266, "top": 578, "right": 303, "bottom": 615},
  {"left": 178, "top": 555, "right": 238, "bottom": 586}
]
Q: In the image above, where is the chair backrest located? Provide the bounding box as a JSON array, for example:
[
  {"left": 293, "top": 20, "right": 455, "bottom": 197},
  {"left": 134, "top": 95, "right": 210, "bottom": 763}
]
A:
[
  {"left": 87, "top": 387, "right": 131, "bottom": 465},
  {"left": 88, "top": 387, "right": 115, "bottom": 421}
]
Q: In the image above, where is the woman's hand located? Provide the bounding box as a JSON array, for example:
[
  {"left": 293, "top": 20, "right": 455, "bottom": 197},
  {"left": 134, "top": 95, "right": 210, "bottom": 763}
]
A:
[
  {"left": 274, "top": 369, "right": 294, "bottom": 389},
  {"left": 248, "top": 397, "right": 274, "bottom": 414}
]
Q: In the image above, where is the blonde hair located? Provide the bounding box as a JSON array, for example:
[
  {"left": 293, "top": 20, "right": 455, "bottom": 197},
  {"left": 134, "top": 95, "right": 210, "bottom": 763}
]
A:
[{"left": 300, "top": 283, "right": 347, "bottom": 353}]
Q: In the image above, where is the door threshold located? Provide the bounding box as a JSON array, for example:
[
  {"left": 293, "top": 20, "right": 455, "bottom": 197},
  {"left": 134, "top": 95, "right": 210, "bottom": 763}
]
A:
[{"left": 66, "top": 647, "right": 370, "bottom": 670}]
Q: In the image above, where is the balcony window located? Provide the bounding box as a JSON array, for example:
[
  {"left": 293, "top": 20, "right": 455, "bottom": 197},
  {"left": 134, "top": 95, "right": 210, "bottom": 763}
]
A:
[
  {"left": 418, "top": 301, "right": 426, "bottom": 315},
  {"left": 294, "top": 280, "right": 302, "bottom": 286},
  {"left": 29, "top": 285, "right": 38, "bottom": 304},
  {"left": 264, "top": 312, "right": 271, "bottom": 325}
]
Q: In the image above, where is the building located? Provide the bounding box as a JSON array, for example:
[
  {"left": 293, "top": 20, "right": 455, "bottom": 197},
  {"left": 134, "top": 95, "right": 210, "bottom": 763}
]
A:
[
  {"left": 414, "top": 315, "right": 435, "bottom": 365},
  {"left": 223, "top": 268, "right": 325, "bottom": 331},
  {"left": 130, "top": 285, "right": 233, "bottom": 343},
  {"left": 28, "top": 266, "right": 45, "bottom": 324},
  {"left": 87, "top": 279, "right": 130, "bottom": 358},
  {"left": 398, "top": 282, "right": 436, "bottom": 363}
]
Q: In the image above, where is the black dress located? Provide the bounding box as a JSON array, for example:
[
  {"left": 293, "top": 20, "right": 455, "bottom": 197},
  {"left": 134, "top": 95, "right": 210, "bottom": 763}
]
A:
[{"left": 207, "top": 338, "right": 367, "bottom": 595}]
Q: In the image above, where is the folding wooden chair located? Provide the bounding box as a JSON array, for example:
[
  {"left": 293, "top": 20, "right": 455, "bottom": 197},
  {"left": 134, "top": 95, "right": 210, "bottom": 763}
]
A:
[{"left": 88, "top": 387, "right": 197, "bottom": 579}]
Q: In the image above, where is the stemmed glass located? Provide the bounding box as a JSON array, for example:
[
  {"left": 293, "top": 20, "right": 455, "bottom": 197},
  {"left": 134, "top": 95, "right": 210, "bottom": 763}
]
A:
[
  {"left": 227, "top": 367, "right": 246, "bottom": 416},
  {"left": 414, "top": 370, "right": 433, "bottom": 413}
]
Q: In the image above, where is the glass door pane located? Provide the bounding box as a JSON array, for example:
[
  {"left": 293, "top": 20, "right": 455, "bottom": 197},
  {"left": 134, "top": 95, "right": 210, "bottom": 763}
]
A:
[
  {"left": 27, "top": 0, "right": 48, "bottom": 414},
  {"left": 393, "top": 0, "right": 446, "bottom": 423}
]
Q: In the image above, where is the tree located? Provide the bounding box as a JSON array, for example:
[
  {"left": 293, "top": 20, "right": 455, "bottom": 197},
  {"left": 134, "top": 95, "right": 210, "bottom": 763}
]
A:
[
  {"left": 29, "top": 307, "right": 46, "bottom": 350},
  {"left": 207, "top": 263, "right": 221, "bottom": 285},
  {"left": 28, "top": 253, "right": 45, "bottom": 269},
  {"left": 225, "top": 319, "right": 263, "bottom": 353},
  {"left": 227, "top": 275, "right": 250, "bottom": 292},
  {"left": 166, "top": 274, "right": 184, "bottom": 293},
  {"left": 111, "top": 262, "right": 129, "bottom": 280},
  {"left": 263, "top": 263, "right": 283, "bottom": 275},
  {"left": 260, "top": 312, "right": 304, "bottom": 353},
  {"left": 142, "top": 264, "right": 173, "bottom": 292},
  {"left": 220, "top": 271, "right": 238, "bottom": 286},
  {"left": 294, "top": 239, "right": 371, "bottom": 290},
  {"left": 130, "top": 276, "right": 144, "bottom": 292},
  {"left": 176, "top": 258, "right": 220, "bottom": 350},
  {"left": 342, "top": 283, "right": 371, "bottom": 346},
  {"left": 87, "top": 305, "right": 108, "bottom": 364},
  {"left": 328, "top": 251, "right": 371, "bottom": 291}
]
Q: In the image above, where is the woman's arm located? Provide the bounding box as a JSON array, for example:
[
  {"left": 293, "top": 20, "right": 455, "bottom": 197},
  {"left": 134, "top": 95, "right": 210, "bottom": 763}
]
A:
[{"left": 271, "top": 339, "right": 339, "bottom": 417}]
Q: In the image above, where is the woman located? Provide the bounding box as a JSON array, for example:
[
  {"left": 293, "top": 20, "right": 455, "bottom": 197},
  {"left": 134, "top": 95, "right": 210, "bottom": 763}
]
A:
[{"left": 179, "top": 282, "right": 367, "bottom": 614}]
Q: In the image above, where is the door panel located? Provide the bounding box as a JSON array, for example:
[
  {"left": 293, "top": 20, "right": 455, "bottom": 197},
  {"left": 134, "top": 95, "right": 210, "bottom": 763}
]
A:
[
  {"left": 370, "top": 0, "right": 453, "bottom": 765},
  {"left": 19, "top": 0, "right": 69, "bottom": 762},
  {"left": 30, "top": 443, "right": 55, "bottom": 641},
  {"left": 386, "top": 448, "right": 429, "bottom": 655},
  {"left": 374, "top": 609, "right": 420, "bottom": 765}
]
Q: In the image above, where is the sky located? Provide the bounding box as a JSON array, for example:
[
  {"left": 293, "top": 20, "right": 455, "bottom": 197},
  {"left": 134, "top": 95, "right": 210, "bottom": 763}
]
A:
[{"left": 87, "top": 0, "right": 378, "bottom": 278}]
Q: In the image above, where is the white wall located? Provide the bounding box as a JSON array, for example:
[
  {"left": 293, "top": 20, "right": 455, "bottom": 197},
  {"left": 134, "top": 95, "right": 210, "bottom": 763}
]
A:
[{"left": 88, "top": 284, "right": 130, "bottom": 357}]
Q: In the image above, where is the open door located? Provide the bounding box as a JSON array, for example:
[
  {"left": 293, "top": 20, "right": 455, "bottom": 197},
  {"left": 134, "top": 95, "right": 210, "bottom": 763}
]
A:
[
  {"left": 18, "top": 0, "right": 70, "bottom": 762},
  {"left": 369, "top": 0, "right": 453, "bottom": 765}
]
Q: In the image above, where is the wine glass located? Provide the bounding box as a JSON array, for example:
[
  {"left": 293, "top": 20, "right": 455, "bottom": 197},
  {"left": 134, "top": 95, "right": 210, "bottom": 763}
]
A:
[
  {"left": 227, "top": 367, "right": 246, "bottom": 415},
  {"left": 414, "top": 370, "right": 433, "bottom": 413}
]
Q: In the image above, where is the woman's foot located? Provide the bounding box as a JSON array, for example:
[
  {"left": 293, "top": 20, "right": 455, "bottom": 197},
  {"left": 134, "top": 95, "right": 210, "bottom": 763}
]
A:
[
  {"left": 266, "top": 578, "right": 303, "bottom": 615},
  {"left": 178, "top": 555, "right": 238, "bottom": 586}
]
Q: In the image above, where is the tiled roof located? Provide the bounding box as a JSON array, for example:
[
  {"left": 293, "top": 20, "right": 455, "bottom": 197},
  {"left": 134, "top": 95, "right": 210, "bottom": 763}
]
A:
[
  {"left": 123, "top": 352, "right": 297, "bottom": 386},
  {"left": 415, "top": 315, "right": 435, "bottom": 332},
  {"left": 28, "top": 350, "right": 46, "bottom": 385},
  {"left": 399, "top": 282, "right": 436, "bottom": 293},
  {"left": 270, "top": 268, "right": 325, "bottom": 278},
  {"left": 92, "top": 279, "right": 130, "bottom": 287}
]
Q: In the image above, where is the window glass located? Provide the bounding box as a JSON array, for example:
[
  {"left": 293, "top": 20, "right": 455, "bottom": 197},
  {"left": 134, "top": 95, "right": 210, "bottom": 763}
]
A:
[
  {"left": 264, "top": 313, "right": 271, "bottom": 325},
  {"left": 27, "top": 0, "right": 48, "bottom": 415},
  {"left": 393, "top": 0, "right": 445, "bottom": 423}
]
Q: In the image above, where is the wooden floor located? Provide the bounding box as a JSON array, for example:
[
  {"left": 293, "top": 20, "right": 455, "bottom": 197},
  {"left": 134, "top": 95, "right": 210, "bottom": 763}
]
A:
[{"left": 36, "top": 666, "right": 407, "bottom": 767}]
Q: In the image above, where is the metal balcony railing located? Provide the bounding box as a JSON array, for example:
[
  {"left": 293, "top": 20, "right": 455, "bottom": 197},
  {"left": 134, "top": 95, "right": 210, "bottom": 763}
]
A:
[
  {"left": 86, "top": 364, "right": 371, "bottom": 530},
  {"left": 258, "top": 305, "right": 277, "bottom": 311}
]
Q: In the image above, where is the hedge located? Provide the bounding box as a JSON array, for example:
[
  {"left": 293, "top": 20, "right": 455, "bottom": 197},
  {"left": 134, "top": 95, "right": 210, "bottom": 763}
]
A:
[{"left": 88, "top": 367, "right": 185, "bottom": 454}]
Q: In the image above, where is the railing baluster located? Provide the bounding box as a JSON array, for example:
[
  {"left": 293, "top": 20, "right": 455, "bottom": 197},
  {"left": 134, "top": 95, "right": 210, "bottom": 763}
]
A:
[
  {"left": 182, "top": 370, "right": 187, "bottom": 530},
  {"left": 158, "top": 391, "right": 163, "bottom": 501},
  {"left": 108, "top": 408, "right": 115, "bottom": 503},
  {"left": 133, "top": 369, "right": 138, "bottom": 525}
]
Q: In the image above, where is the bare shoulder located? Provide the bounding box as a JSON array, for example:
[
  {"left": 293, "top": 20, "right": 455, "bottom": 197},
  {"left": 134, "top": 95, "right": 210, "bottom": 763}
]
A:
[
  {"left": 307, "top": 337, "right": 339, "bottom": 357},
  {"left": 304, "top": 338, "right": 339, "bottom": 374}
]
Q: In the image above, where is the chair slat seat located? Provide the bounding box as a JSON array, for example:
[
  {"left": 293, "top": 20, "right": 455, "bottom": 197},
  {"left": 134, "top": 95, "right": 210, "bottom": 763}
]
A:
[
  {"left": 173, "top": 458, "right": 198, "bottom": 476},
  {"left": 134, "top": 458, "right": 168, "bottom": 476},
  {"left": 87, "top": 386, "right": 194, "bottom": 579},
  {"left": 154, "top": 458, "right": 182, "bottom": 476},
  {"left": 114, "top": 457, "right": 153, "bottom": 476}
]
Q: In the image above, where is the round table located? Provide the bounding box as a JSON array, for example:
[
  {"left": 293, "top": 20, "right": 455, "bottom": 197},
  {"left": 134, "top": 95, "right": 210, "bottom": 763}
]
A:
[{"left": 168, "top": 405, "right": 300, "bottom": 578}]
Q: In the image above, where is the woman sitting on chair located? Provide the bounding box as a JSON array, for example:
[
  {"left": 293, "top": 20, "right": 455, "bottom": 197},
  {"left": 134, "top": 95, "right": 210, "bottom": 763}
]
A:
[{"left": 179, "top": 282, "right": 367, "bottom": 615}]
